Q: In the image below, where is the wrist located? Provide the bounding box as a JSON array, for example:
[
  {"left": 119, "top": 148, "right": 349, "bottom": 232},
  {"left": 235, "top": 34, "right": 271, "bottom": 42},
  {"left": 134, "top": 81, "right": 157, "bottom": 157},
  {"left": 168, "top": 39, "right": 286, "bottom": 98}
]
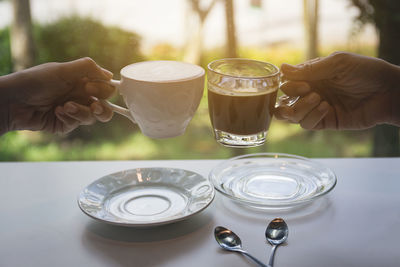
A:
[
  {"left": 0, "top": 71, "right": 26, "bottom": 135},
  {"left": 0, "top": 74, "right": 13, "bottom": 135},
  {"left": 387, "top": 63, "right": 400, "bottom": 126}
]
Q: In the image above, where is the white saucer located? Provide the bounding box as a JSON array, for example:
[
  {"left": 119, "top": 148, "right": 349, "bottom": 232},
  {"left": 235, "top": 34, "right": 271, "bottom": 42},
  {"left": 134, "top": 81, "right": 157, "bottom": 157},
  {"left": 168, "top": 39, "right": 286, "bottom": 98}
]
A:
[{"left": 78, "top": 168, "right": 215, "bottom": 227}]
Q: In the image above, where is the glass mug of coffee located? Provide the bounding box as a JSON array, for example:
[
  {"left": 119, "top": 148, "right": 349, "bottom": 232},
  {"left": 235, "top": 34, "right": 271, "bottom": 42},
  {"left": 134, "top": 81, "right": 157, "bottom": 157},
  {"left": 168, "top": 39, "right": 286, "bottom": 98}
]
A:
[
  {"left": 207, "top": 58, "right": 296, "bottom": 147},
  {"left": 106, "top": 61, "right": 205, "bottom": 138}
]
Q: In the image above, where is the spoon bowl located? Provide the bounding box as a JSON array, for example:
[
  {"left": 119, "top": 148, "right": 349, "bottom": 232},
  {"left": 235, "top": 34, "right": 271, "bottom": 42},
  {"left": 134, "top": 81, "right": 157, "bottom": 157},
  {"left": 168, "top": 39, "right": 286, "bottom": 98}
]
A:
[
  {"left": 214, "top": 226, "right": 242, "bottom": 251},
  {"left": 265, "top": 218, "right": 289, "bottom": 267},
  {"left": 214, "top": 226, "right": 268, "bottom": 267}
]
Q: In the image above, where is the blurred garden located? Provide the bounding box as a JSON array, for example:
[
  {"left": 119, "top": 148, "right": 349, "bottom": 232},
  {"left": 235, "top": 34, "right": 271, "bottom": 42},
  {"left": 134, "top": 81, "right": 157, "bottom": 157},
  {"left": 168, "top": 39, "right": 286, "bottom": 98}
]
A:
[{"left": 0, "top": 0, "right": 399, "bottom": 161}]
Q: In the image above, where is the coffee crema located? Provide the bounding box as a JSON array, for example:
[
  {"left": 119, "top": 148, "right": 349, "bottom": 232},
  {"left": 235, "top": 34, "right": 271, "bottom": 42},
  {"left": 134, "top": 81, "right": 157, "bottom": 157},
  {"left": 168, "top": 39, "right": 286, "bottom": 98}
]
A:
[{"left": 121, "top": 61, "right": 205, "bottom": 82}]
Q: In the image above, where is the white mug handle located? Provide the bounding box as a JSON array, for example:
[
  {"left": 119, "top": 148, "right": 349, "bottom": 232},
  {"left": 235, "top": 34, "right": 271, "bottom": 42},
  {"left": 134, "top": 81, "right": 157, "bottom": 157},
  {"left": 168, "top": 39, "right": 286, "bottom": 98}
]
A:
[{"left": 105, "top": 79, "right": 136, "bottom": 123}]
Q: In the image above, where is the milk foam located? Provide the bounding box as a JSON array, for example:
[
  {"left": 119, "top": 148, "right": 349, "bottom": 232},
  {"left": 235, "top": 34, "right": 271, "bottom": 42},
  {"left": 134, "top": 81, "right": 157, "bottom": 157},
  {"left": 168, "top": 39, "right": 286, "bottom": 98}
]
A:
[{"left": 122, "top": 61, "right": 204, "bottom": 82}]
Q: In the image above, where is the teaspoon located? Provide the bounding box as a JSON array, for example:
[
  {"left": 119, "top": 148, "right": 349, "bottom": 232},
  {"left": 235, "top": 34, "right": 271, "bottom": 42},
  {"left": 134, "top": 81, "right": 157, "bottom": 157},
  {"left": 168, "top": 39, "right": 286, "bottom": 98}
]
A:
[
  {"left": 214, "top": 226, "right": 268, "bottom": 267},
  {"left": 265, "top": 218, "right": 289, "bottom": 267}
]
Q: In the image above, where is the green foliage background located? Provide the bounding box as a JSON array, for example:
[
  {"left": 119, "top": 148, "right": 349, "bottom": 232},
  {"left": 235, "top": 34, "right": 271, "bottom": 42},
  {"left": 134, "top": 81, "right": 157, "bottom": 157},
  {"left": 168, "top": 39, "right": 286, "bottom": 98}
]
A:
[
  {"left": 0, "top": 27, "right": 12, "bottom": 75},
  {"left": 0, "top": 16, "right": 376, "bottom": 161}
]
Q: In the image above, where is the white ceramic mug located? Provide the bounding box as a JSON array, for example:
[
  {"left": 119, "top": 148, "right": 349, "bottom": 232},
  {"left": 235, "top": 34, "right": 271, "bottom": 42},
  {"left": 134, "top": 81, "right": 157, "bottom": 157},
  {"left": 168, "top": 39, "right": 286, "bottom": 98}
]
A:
[{"left": 107, "top": 61, "right": 205, "bottom": 139}]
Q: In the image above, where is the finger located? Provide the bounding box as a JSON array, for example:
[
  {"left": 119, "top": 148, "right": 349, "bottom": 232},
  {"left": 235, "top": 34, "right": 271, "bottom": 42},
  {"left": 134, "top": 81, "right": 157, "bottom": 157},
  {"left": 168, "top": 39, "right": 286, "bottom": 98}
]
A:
[
  {"left": 85, "top": 81, "right": 115, "bottom": 99},
  {"left": 91, "top": 100, "right": 114, "bottom": 123},
  {"left": 313, "top": 104, "right": 339, "bottom": 130},
  {"left": 274, "top": 105, "right": 290, "bottom": 120},
  {"left": 63, "top": 101, "right": 96, "bottom": 125},
  {"left": 281, "top": 53, "right": 340, "bottom": 81},
  {"left": 63, "top": 57, "right": 113, "bottom": 81},
  {"left": 285, "top": 92, "right": 321, "bottom": 123},
  {"left": 299, "top": 101, "right": 330, "bottom": 130},
  {"left": 280, "top": 81, "right": 312, "bottom": 96},
  {"left": 55, "top": 106, "right": 80, "bottom": 133}
]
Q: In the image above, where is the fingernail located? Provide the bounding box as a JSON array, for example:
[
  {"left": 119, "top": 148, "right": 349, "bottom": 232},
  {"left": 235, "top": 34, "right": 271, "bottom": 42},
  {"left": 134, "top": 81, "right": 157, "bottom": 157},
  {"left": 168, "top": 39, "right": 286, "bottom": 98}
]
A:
[
  {"left": 318, "top": 101, "right": 329, "bottom": 112},
  {"left": 93, "top": 104, "right": 103, "bottom": 115},
  {"left": 102, "top": 68, "right": 113, "bottom": 79},
  {"left": 298, "top": 83, "right": 310, "bottom": 92},
  {"left": 281, "top": 108, "right": 291, "bottom": 119},
  {"left": 65, "top": 103, "right": 78, "bottom": 114},
  {"left": 56, "top": 107, "right": 65, "bottom": 115},
  {"left": 281, "top": 63, "right": 298, "bottom": 73},
  {"left": 307, "top": 93, "right": 320, "bottom": 104}
]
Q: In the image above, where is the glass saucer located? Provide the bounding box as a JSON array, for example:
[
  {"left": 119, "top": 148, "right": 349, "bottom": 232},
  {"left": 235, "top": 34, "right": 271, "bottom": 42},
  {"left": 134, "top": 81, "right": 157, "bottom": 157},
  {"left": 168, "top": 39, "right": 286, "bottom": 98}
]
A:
[
  {"left": 78, "top": 168, "right": 215, "bottom": 227},
  {"left": 209, "top": 153, "right": 337, "bottom": 209}
]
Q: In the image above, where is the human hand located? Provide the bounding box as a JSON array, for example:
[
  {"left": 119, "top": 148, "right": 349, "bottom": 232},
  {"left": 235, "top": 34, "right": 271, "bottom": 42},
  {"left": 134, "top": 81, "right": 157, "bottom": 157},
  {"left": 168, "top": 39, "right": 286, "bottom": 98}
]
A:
[
  {"left": 275, "top": 52, "right": 400, "bottom": 130},
  {"left": 2, "top": 57, "right": 115, "bottom": 134}
]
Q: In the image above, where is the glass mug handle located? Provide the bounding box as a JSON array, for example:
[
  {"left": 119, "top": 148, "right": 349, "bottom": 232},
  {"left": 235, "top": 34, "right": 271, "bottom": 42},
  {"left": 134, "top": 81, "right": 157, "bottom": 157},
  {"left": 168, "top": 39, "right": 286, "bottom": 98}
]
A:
[
  {"left": 275, "top": 74, "right": 299, "bottom": 108},
  {"left": 104, "top": 79, "right": 136, "bottom": 123}
]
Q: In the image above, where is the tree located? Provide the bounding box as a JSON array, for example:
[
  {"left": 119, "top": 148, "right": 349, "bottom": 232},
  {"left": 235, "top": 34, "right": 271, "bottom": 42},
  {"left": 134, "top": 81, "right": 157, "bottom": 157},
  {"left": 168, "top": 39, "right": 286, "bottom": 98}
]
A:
[
  {"left": 303, "top": 0, "right": 319, "bottom": 60},
  {"left": 224, "top": 0, "right": 237, "bottom": 58},
  {"left": 184, "top": 0, "right": 218, "bottom": 64},
  {"left": 351, "top": 0, "right": 400, "bottom": 157},
  {"left": 10, "top": 0, "right": 35, "bottom": 71}
]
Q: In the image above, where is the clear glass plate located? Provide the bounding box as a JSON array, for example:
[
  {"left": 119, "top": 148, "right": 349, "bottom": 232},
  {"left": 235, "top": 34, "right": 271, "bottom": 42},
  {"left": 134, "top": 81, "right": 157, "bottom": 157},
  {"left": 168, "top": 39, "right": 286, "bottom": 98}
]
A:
[
  {"left": 78, "top": 168, "right": 215, "bottom": 227},
  {"left": 209, "top": 153, "right": 337, "bottom": 209}
]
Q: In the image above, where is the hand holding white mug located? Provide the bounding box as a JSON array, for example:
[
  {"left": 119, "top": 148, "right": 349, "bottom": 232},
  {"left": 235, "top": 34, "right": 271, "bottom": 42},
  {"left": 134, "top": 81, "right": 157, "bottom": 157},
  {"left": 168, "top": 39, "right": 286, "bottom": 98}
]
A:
[{"left": 0, "top": 57, "right": 114, "bottom": 135}]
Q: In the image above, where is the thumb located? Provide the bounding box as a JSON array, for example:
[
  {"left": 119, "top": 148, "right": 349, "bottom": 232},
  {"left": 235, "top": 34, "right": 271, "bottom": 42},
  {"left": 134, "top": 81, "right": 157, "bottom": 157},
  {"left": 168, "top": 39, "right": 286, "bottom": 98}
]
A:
[
  {"left": 63, "top": 57, "right": 113, "bottom": 81},
  {"left": 281, "top": 55, "right": 336, "bottom": 81}
]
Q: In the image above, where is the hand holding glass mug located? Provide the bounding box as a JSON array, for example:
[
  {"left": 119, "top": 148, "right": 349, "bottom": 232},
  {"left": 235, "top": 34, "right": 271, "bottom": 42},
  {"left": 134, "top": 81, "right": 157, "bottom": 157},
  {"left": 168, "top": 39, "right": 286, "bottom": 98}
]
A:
[
  {"left": 106, "top": 61, "right": 205, "bottom": 138},
  {"left": 275, "top": 52, "right": 400, "bottom": 130}
]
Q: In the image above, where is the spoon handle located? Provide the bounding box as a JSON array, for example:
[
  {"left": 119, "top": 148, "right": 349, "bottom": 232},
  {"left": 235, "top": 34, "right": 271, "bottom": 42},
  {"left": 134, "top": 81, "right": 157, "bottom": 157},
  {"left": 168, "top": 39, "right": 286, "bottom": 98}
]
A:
[
  {"left": 268, "top": 245, "right": 277, "bottom": 267},
  {"left": 241, "top": 251, "right": 269, "bottom": 267}
]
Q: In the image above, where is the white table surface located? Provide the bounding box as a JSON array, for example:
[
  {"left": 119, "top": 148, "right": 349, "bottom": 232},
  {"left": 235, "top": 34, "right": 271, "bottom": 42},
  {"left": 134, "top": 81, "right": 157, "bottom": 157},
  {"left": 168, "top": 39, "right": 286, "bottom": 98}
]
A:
[{"left": 0, "top": 158, "right": 399, "bottom": 267}]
